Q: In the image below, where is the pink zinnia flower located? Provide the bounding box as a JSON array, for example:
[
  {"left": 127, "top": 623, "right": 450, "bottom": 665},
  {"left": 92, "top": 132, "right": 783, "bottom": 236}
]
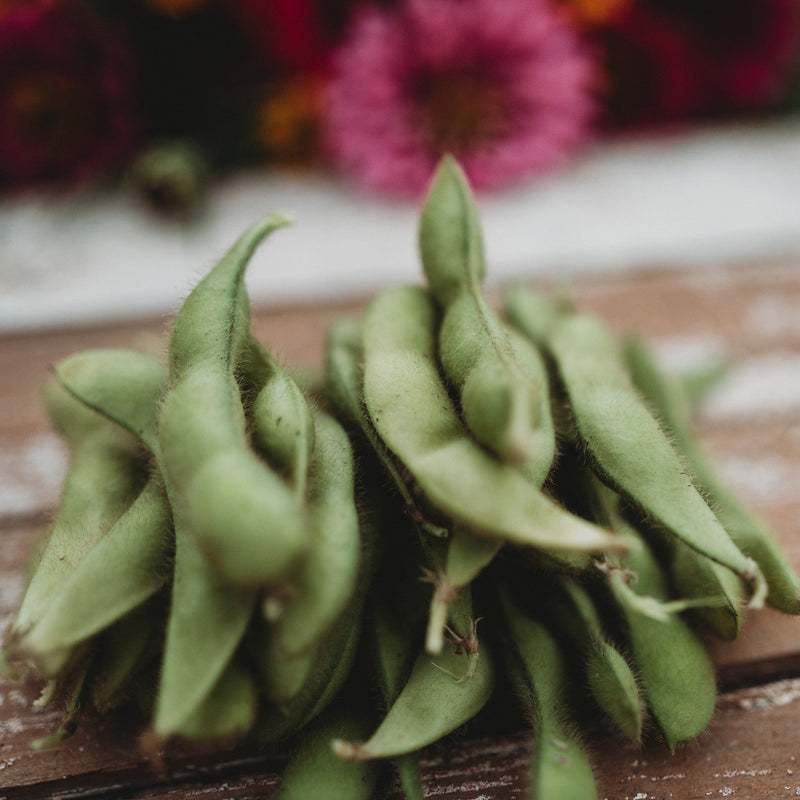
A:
[
  {"left": 0, "top": 0, "right": 139, "bottom": 191},
  {"left": 323, "top": 0, "right": 598, "bottom": 196}
]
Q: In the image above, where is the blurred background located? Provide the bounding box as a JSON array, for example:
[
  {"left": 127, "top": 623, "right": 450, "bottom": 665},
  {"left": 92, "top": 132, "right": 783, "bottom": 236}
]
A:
[{"left": 2, "top": 0, "right": 800, "bottom": 332}]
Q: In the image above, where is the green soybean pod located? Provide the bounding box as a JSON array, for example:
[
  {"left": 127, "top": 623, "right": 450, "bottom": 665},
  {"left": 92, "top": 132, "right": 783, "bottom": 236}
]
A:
[
  {"left": 258, "top": 600, "right": 364, "bottom": 744},
  {"left": 361, "top": 285, "right": 623, "bottom": 554},
  {"left": 12, "top": 380, "right": 144, "bottom": 640},
  {"left": 244, "top": 338, "right": 315, "bottom": 502},
  {"left": 276, "top": 693, "right": 383, "bottom": 800},
  {"left": 153, "top": 523, "right": 256, "bottom": 738},
  {"left": 157, "top": 215, "right": 307, "bottom": 587},
  {"left": 609, "top": 529, "right": 717, "bottom": 751},
  {"left": 419, "top": 157, "right": 555, "bottom": 473},
  {"left": 496, "top": 583, "right": 598, "bottom": 800},
  {"left": 18, "top": 475, "right": 171, "bottom": 673},
  {"left": 503, "top": 284, "right": 570, "bottom": 350},
  {"left": 324, "top": 316, "right": 448, "bottom": 539},
  {"left": 546, "top": 578, "right": 643, "bottom": 742},
  {"left": 544, "top": 312, "right": 761, "bottom": 591},
  {"left": 171, "top": 658, "right": 257, "bottom": 741},
  {"left": 52, "top": 349, "right": 168, "bottom": 452},
  {"left": 28, "top": 353, "right": 175, "bottom": 656},
  {"left": 624, "top": 333, "right": 800, "bottom": 615},
  {"left": 332, "top": 589, "right": 494, "bottom": 762},
  {"left": 269, "top": 409, "right": 361, "bottom": 657},
  {"left": 370, "top": 602, "right": 425, "bottom": 800},
  {"left": 90, "top": 604, "right": 160, "bottom": 712}
]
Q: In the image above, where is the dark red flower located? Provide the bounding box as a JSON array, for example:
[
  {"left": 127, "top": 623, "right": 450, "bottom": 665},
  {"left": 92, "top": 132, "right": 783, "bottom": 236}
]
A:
[
  {"left": 0, "top": 0, "right": 140, "bottom": 190},
  {"left": 647, "top": 0, "right": 800, "bottom": 110},
  {"left": 601, "top": 0, "right": 800, "bottom": 126}
]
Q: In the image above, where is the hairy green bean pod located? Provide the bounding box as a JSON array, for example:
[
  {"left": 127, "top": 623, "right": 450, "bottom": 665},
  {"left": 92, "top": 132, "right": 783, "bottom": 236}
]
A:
[
  {"left": 157, "top": 215, "right": 307, "bottom": 587},
  {"left": 624, "top": 333, "right": 800, "bottom": 615},
  {"left": 171, "top": 657, "right": 257, "bottom": 741},
  {"left": 277, "top": 692, "right": 383, "bottom": 800},
  {"left": 420, "top": 156, "right": 555, "bottom": 475},
  {"left": 266, "top": 410, "right": 361, "bottom": 658},
  {"left": 543, "top": 312, "right": 762, "bottom": 595},
  {"left": 11, "top": 380, "right": 144, "bottom": 644},
  {"left": 333, "top": 589, "right": 493, "bottom": 762},
  {"left": 243, "top": 337, "right": 315, "bottom": 502},
  {"left": 496, "top": 583, "right": 598, "bottom": 800},
  {"left": 324, "top": 316, "right": 448, "bottom": 539},
  {"left": 361, "top": 285, "right": 623, "bottom": 555}
]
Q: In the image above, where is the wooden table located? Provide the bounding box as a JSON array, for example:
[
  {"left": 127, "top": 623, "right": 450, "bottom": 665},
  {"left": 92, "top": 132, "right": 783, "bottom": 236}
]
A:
[{"left": 2, "top": 261, "right": 800, "bottom": 799}]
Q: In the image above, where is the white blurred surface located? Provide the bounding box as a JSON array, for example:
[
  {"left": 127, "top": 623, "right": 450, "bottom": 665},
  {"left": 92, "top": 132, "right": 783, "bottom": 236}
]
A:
[{"left": 2, "top": 118, "right": 800, "bottom": 333}]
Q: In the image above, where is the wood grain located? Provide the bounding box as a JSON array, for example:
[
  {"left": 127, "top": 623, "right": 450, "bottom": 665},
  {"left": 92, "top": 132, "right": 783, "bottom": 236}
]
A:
[{"left": 2, "top": 259, "right": 800, "bottom": 798}]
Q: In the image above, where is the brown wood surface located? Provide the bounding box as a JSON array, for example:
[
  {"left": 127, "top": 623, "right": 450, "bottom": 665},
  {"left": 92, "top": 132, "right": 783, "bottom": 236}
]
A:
[{"left": 2, "top": 259, "right": 800, "bottom": 798}]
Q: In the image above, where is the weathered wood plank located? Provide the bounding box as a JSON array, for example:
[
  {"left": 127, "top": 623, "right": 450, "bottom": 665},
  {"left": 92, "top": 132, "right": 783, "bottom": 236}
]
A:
[{"left": 1, "top": 260, "right": 799, "bottom": 798}]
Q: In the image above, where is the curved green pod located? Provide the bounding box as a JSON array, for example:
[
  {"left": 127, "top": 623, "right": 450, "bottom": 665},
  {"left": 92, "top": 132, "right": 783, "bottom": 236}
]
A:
[
  {"left": 267, "top": 409, "right": 361, "bottom": 658},
  {"left": 11, "top": 380, "right": 144, "bottom": 643},
  {"left": 624, "top": 333, "right": 800, "bottom": 615},
  {"left": 419, "top": 156, "right": 555, "bottom": 475},
  {"left": 157, "top": 216, "right": 308, "bottom": 588},
  {"left": 496, "top": 583, "right": 598, "bottom": 800},
  {"left": 333, "top": 589, "right": 493, "bottom": 762},
  {"left": 153, "top": 523, "right": 256, "bottom": 738},
  {"left": 361, "top": 285, "right": 623, "bottom": 555},
  {"left": 52, "top": 349, "right": 168, "bottom": 453},
  {"left": 19, "top": 475, "right": 171, "bottom": 669},
  {"left": 277, "top": 692, "right": 383, "bottom": 800},
  {"left": 544, "top": 312, "right": 761, "bottom": 591},
  {"left": 608, "top": 530, "right": 717, "bottom": 751},
  {"left": 244, "top": 337, "right": 315, "bottom": 503},
  {"left": 324, "top": 316, "right": 447, "bottom": 539}
]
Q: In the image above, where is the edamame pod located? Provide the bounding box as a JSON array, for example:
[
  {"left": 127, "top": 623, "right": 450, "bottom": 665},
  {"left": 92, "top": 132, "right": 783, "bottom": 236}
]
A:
[
  {"left": 52, "top": 349, "right": 168, "bottom": 452},
  {"left": 268, "top": 409, "right": 361, "bottom": 658},
  {"left": 244, "top": 338, "right": 315, "bottom": 502},
  {"left": 11, "top": 380, "right": 144, "bottom": 641},
  {"left": 276, "top": 693, "right": 383, "bottom": 800},
  {"left": 18, "top": 475, "right": 171, "bottom": 670},
  {"left": 324, "top": 316, "right": 447, "bottom": 539},
  {"left": 90, "top": 603, "right": 161, "bottom": 712},
  {"left": 608, "top": 529, "right": 717, "bottom": 750},
  {"left": 496, "top": 583, "right": 598, "bottom": 800},
  {"left": 420, "top": 157, "right": 555, "bottom": 474},
  {"left": 361, "top": 285, "right": 623, "bottom": 554},
  {"left": 153, "top": 524, "right": 256, "bottom": 738},
  {"left": 624, "top": 333, "right": 800, "bottom": 615},
  {"left": 333, "top": 589, "right": 493, "bottom": 762},
  {"left": 172, "top": 658, "right": 257, "bottom": 741},
  {"left": 158, "top": 216, "right": 308, "bottom": 587},
  {"left": 541, "top": 577, "right": 643, "bottom": 742},
  {"left": 544, "top": 312, "right": 761, "bottom": 590}
]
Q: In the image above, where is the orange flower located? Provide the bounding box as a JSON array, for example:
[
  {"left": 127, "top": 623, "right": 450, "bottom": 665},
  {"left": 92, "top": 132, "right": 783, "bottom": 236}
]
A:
[
  {"left": 254, "top": 76, "right": 322, "bottom": 163},
  {"left": 144, "top": 0, "right": 208, "bottom": 16},
  {"left": 562, "top": 0, "right": 633, "bottom": 24}
]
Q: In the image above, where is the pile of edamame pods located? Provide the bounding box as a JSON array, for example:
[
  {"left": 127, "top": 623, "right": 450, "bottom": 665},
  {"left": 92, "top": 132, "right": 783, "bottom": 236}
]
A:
[{"left": 4, "top": 156, "right": 799, "bottom": 799}]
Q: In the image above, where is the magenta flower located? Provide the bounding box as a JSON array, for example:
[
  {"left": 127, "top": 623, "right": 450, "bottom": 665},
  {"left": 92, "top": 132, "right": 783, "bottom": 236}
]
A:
[
  {"left": 0, "top": 0, "right": 140, "bottom": 191},
  {"left": 323, "top": 0, "right": 598, "bottom": 196}
]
